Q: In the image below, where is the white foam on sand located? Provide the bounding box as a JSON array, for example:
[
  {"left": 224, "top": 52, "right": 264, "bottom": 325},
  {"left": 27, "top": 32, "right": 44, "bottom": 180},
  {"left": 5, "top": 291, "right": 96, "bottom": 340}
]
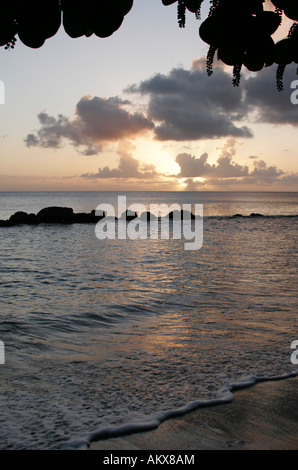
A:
[{"left": 65, "top": 369, "right": 298, "bottom": 450}]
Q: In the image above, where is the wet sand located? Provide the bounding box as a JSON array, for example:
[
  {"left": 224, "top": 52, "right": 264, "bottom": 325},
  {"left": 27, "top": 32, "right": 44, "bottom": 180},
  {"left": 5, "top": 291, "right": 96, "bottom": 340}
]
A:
[{"left": 89, "top": 376, "right": 298, "bottom": 450}]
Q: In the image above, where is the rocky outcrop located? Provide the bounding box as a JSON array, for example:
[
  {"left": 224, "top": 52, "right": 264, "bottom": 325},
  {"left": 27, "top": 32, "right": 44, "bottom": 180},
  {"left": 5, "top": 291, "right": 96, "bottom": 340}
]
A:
[
  {"left": 119, "top": 210, "right": 138, "bottom": 221},
  {"left": 1, "top": 206, "right": 201, "bottom": 227},
  {"left": 1, "top": 206, "right": 107, "bottom": 227},
  {"left": 9, "top": 211, "right": 38, "bottom": 224},
  {"left": 168, "top": 210, "right": 196, "bottom": 220},
  {"left": 73, "top": 209, "right": 106, "bottom": 223},
  {"left": 0, "top": 219, "right": 12, "bottom": 227},
  {"left": 36, "top": 206, "right": 74, "bottom": 223}
]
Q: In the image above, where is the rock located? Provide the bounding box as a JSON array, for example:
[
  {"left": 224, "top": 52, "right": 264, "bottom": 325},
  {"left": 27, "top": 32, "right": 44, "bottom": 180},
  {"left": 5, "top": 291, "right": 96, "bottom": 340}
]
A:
[
  {"left": 73, "top": 212, "right": 92, "bottom": 223},
  {"left": 0, "top": 219, "right": 12, "bottom": 227},
  {"left": 9, "top": 211, "right": 38, "bottom": 224},
  {"left": 36, "top": 206, "right": 74, "bottom": 223},
  {"left": 90, "top": 209, "right": 106, "bottom": 219},
  {"left": 27, "top": 213, "right": 39, "bottom": 224},
  {"left": 168, "top": 210, "right": 195, "bottom": 220},
  {"left": 73, "top": 210, "right": 106, "bottom": 223},
  {"left": 250, "top": 213, "right": 264, "bottom": 217},
  {"left": 120, "top": 210, "right": 138, "bottom": 220},
  {"left": 9, "top": 211, "right": 29, "bottom": 224},
  {"left": 0, "top": 206, "right": 108, "bottom": 227}
]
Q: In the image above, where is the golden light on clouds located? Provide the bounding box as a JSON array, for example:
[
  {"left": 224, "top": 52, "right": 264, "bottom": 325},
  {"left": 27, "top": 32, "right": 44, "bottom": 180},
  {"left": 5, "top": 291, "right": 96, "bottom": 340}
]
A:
[
  {"left": 134, "top": 138, "right": 180, "bottom": 176},
  {"left": 1, "top": 0, "right": 297, "bottom": 192}
]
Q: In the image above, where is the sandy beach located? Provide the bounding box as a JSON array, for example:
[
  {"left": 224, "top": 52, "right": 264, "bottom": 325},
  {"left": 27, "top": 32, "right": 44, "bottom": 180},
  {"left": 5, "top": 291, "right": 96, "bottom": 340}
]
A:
[{"left": 89, "top": 376, "right": 298, "bottom": 451}]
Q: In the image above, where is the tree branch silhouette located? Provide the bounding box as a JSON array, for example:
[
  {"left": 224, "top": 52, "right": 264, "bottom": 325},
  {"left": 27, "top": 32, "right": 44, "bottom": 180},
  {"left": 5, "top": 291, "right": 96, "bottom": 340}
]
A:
[{"left": 1, "top": 0, "right": 297, "bottom": 90}]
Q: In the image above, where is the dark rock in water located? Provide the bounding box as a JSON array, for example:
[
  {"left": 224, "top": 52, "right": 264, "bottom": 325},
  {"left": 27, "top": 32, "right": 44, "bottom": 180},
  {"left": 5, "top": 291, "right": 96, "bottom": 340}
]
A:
[
  {"left": 232, "top": 213, "right": 243, "bottom": 218},
  {"left": 250, "top": 213, "right": 264, "bottom": 217},
  {"left": 168, "top": 210, "right": 195, "bottom": 220},
  {"left": 36, "top": 206, "right": 74, "bottom": 223},
  {"left": 73, "top": 212, "right": 92, "bottom": 223},
  {"left": 9, "top": 211, "right": 29, "bottom": 224},
  {"left": 0, "top": 206, "right": 122, "bottom": 227},
  {"left": 120, "top": 210, "right": 138, "bottom": 220},
  {"left": 9, "top": 211, "right": 38, "bottom": 224},
  {"left": 28, "top": 213, "right": 39, "bottom": 224},
  {"left": 91, "top": 209, "right": 106, "bottom": 219},
  {"left": 73, "top": 210, "right": 105, "bottom": 223},
  {"left": 0, "top": 219, "right": 12, "bottom": 227},
  {"left": 73, "top": 212, "right": 91, "bottom": 223}
]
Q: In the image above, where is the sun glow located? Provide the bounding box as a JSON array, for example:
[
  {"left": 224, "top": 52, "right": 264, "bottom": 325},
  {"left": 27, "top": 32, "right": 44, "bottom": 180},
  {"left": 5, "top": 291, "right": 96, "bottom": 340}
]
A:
[
  {"left": 193, "top": 177, "right": 206, "bottom": 183},
  {"left": 179, "top": 177, "right": 206, "bottom": 185}
]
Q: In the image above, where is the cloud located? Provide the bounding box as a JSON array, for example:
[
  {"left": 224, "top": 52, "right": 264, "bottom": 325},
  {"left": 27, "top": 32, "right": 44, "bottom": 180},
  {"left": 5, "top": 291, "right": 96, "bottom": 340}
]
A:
[
  {"left": 24, "top": 58, "right": 298, "bottom": 161},
  {"left": 25, "top": 96, "right": 154, "bottom": 154},
  {"left": 127, "top": 64, "right": 253, "bottom": 141},
  {"left": 243, "top": 64, "right": 298, "bottom": 126},
  {"left": 143, "top": 57, "right": 298, "bottom": 133},
  {"left": 81, "top": 141, "right": 158, "bottom": 180},
  {"left": 249, "top": 159, "right": 285, "bottom": 182},
  {"left": 279, "top": 173, "right": 298, "bottom": 185},
  {"left": 126, "top": 59, "right": 298, "bottom": 138},
  {"left": 175, "top": 138, "right": 289, "bottom": 189},
  {"left": 176, "top": 139, "right": 249, "bottom": 178}
]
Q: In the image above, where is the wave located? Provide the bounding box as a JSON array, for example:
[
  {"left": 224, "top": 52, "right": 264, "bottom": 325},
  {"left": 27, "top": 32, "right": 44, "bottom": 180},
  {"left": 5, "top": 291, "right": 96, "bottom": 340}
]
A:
[{"left": 66, "top": 369, "right": 298, "bottom": 450}]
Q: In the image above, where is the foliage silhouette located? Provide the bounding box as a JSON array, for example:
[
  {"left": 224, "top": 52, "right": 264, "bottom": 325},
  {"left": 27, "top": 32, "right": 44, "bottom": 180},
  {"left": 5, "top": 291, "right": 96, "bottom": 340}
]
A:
[{"left": 1, "top": 0, "right": 297, "bottom": 90}]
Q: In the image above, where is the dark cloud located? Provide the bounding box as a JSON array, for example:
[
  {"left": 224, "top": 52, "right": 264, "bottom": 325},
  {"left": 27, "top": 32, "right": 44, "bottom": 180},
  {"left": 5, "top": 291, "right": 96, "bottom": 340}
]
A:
[
  {"left": 127, "top": 61, "right": 298, "bottom": 141},
  {"left": 243, "top": 64, "right": 298, "bottom": 125},
  {"left": 25, "top": 96, "right": 154, "bottom": 154},
  {"left": 75, "top": 96, "right": 153, "bottom": 140},
  {"left": 24, "top": 133, "right": 41, "bottom": 147},
  {"left": 25, "top": 112, "right": 88, "bottom": 150},
  {"left": 127, "top": 65, "right": 253, "bottom": 141},
  {"left": 24, "top": 59, "right": 298, "bottom": 161}
]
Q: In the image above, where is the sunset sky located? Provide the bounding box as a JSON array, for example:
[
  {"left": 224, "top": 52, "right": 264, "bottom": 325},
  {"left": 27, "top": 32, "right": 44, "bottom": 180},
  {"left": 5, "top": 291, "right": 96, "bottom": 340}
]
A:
[{"left": 0, "top": 0, "right": 297, "bottom": 191}]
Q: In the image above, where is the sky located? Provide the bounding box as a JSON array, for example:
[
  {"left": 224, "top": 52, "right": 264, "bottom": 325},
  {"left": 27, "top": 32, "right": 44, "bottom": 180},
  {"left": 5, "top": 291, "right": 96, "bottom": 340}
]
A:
[{"left": 0, "top": 0, "right": 297, "bottom": 192}]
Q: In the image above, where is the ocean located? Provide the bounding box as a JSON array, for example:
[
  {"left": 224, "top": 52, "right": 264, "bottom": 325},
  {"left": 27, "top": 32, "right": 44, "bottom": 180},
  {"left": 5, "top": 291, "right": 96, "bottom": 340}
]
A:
[{"left": 0, "top": 191, "right": 297, "bottom": 449}]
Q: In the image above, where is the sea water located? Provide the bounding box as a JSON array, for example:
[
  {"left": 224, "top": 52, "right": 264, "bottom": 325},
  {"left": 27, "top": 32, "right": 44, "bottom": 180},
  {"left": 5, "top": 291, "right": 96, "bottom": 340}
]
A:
[{"left": 0, "top": 191, "right": 297, "bottom": 449}]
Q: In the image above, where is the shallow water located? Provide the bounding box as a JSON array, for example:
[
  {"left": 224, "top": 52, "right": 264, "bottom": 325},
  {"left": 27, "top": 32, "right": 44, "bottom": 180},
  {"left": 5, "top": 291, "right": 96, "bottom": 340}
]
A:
[{"left": 0, "top": 192, "right": 297, "bottom": 449}]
